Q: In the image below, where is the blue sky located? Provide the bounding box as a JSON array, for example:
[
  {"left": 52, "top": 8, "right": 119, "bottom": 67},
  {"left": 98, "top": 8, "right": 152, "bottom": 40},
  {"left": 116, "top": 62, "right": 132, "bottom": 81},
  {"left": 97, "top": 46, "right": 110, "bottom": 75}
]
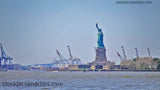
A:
[{"left": 0, "top": 0, "right": 160, "bottom": 65}]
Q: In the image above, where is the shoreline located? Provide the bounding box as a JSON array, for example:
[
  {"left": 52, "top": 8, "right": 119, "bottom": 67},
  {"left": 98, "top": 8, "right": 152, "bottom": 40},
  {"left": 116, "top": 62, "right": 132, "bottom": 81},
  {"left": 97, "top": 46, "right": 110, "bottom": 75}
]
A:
[
  {"left": 57, "top": 69, "right": 160, "bottom": 72},
  {"left": 2, "top": 69, "right": 160, "bottom": 72}
]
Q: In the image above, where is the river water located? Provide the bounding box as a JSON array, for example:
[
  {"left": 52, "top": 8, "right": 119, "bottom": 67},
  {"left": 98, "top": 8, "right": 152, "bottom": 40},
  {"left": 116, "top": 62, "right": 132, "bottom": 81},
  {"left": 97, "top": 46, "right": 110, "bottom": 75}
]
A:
[{"left": 0, "top": 71, "right": 160, "bottom": 90}]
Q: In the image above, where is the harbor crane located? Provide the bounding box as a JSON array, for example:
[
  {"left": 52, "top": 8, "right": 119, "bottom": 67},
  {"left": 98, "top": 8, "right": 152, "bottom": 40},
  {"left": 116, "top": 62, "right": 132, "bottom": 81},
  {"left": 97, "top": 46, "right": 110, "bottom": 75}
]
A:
[
  {"left": 117, "top": 46, "right": 133, "bottom": 61},
  {"left": 135, "top": 48, "right": 139, "bottom": 58},
  {"left": 67, "top": 46, "right": 81, "bottom": 65},
  {"left": 121, "top": 46, "right": 127, "bottom": 60},
  {"left": 56, "top": 49, "right": 70, "bottom": 68},
  {"left": 116, "top": 52, "right": 132, "bottom": 61},
  {"left": 0, "top": 43, "right": 13, "bottom": 68},
  {"left": 147, "top": 48, "right": 151, "bottom": 57},
  {"left": 67, "top": 46, "right": 73, "bottom": 61},
  {"left": 51, "top": 46, "right": 82, "bottom": 69}
]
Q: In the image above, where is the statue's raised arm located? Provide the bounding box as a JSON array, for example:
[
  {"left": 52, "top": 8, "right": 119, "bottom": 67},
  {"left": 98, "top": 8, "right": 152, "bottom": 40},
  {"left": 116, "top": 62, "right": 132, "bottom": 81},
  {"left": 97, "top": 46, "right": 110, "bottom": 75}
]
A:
[
  {"left": 96, "top": 23, "right": 102, "bottom": 32},
  {"left": 96, "top": 23, "right": 100, "bottom": 30}
]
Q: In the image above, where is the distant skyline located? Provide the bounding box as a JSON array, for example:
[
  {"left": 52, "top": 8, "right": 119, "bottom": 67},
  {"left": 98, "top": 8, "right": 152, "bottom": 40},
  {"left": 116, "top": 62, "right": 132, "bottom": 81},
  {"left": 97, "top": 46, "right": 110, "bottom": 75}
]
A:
[{"left": 0, "top": 0, "right": 160, "bottom": 65}]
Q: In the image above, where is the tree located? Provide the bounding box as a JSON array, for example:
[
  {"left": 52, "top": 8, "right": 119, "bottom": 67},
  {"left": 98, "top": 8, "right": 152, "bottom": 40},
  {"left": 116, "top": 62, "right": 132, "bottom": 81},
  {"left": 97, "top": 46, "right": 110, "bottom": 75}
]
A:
[
  {"left": 153, "top": 58, "right": 160, "bottom": 62},
  {"left": 132, "top": 58, "right": 137, "bottom": 61},
  {"left": 153, "top": 58, "right": 160, "bottom": 70},
  {"left": 157, "top": 64, "right": 160, "bottom": 70}
]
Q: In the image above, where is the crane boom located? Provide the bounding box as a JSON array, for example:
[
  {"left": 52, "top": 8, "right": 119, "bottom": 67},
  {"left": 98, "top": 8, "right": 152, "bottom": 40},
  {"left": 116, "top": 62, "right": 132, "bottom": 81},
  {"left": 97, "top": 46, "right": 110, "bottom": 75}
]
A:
[
  {"left": 135, "top": 48, "right": 139, "bottom": 58},
  {"left": 56, "top": 49, "right": 68, "bottom": 68},
  {"left": 56, "top": 50, "right": 63, "bottom": 61},
  {"left": 0, "top": 43, "right": 6, "bottom": 58},
  {"left": 147, "top": 48, "right": 151, "bottom": 57},
  {"left": 116, "top": 52, "right": 123, "bottom": 61},
  {"left": 67, "top": 46, "right": 73, "bottom": 59},
  {"left": 121, "top": 46, "right": 127, "bottom": 60}
]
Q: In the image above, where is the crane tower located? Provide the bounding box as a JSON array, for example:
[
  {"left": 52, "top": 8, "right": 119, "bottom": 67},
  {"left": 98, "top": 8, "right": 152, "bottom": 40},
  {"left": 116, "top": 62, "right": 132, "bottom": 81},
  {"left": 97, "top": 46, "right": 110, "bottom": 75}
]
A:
[
  {"left": 0, "top": 43, "right": 13, "bottom": 68},
  {"left": 121, "top": 46, "right": 127, "bottom": 60},
  {"left": 135, "top": 48, "right": 139, "bottom": 58}
]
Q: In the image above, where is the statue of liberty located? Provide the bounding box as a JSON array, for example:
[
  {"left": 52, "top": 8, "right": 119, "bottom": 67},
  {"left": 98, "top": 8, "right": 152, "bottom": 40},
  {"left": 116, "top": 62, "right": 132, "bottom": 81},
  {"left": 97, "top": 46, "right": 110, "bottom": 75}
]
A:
[{"left": 96, "top": 23, "right": 104, "bottom": 48}]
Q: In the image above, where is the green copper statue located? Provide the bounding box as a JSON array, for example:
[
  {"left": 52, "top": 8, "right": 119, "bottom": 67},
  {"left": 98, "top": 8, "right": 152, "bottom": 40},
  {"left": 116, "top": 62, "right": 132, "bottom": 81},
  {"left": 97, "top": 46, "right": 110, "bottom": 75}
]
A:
[{"left": 96, "top": 23, "right": 104, "bottom": 48}]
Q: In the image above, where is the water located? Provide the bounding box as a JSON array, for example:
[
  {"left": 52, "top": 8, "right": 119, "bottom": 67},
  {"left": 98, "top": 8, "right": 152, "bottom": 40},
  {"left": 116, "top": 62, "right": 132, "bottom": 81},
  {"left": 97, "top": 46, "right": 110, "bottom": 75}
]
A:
[{"left": 0, "top": 71, "right": 160, "bottom": 90}]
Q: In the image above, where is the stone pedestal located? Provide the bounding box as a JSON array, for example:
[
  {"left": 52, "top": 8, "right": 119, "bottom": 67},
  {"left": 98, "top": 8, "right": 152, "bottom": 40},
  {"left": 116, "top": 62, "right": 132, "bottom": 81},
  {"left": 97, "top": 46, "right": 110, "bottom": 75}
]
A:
[
  {"left": 87, "top": 47, "right": 115, "bottom": 70},
  {"left": 93, "top": 47, "right": 108, "bottom": 65},
  {"left": 95, "top": 47, "right": 107, "bottom": 61}
]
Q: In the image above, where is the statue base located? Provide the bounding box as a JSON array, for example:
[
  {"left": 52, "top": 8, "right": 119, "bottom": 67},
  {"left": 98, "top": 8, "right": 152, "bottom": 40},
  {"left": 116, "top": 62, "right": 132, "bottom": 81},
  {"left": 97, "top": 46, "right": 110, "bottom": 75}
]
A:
[
  {"left": 93, "top": 47, "right": 108, "bottom": 65},
  {"left": 88, "top": 47, "right": 115, "bottom": 69}
]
